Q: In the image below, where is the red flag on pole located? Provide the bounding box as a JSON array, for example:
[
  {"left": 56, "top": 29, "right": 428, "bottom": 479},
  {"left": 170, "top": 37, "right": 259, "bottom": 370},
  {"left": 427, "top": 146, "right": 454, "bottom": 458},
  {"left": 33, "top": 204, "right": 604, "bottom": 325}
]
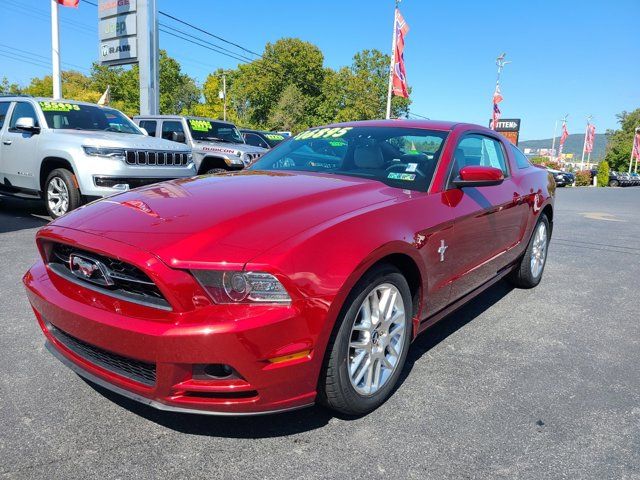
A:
[
  {"left": 391, "top": 9, "right": 410, "bottom": 98},
  {"left": 57, "top": 0, "right": 79, "bottom": 7},
  {"left": 584, "top": 124, "right": 596, "bottom": 153},
  {"left": 557, "top": 121, "right": 569, "bottom": 158},
  {"left": 633, "top": 132, "right": 640, "bottom": 160},
  {"left": 490, "top": 84, "right": 503, "bottom": 130}
]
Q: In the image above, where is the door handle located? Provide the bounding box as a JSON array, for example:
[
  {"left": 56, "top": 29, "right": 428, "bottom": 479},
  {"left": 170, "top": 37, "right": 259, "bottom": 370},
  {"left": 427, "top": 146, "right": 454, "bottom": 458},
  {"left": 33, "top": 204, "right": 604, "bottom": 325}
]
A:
[{"left": 2, "top": 140, "right": 12, "bottom": 145}]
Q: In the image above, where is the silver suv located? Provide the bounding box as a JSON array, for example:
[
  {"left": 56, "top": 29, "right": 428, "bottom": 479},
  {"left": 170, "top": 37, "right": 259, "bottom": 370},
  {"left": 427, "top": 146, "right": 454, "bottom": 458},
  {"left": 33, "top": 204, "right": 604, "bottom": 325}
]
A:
[
  {"left": 0, "top": 96, "right": 195, "bottom": 218},
  {"left": 133, "top": 115, "right": 267, "bottom": 174}
]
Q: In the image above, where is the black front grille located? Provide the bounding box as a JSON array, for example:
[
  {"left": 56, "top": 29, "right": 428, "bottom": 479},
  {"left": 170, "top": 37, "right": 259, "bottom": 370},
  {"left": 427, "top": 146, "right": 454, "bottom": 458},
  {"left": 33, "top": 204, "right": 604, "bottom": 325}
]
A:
[
  {"left": 48, "top": 322, "right": 156, "bottom": 386},
  {"left": 48, "top": 243, "right": 171, "bottom": 310},
  {"left": 125, "top": 150, "right": 189, "bottom": 167}
]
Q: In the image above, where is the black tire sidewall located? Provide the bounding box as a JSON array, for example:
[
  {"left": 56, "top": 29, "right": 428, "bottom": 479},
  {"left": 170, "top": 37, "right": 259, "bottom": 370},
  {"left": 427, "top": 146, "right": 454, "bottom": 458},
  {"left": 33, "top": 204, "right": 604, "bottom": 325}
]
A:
[
  {"left": 325, "top": 265, "right": 413, "bottom": 415},
  {"left": 45, "top": 169, "right": 80, "bottom": 219},
  {"left": 206, "top": 168, "right": 228, "bottom": 175}
]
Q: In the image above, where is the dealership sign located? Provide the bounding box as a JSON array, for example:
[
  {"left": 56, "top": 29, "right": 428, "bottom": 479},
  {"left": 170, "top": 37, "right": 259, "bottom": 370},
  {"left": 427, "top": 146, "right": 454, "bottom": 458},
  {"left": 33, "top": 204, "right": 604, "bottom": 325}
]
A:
[
  {"left": 98, "top": 0, "right": 138, "bottom": 66},
  {"left": 489, "top": 118, "right": 521, "bottom": 145}
]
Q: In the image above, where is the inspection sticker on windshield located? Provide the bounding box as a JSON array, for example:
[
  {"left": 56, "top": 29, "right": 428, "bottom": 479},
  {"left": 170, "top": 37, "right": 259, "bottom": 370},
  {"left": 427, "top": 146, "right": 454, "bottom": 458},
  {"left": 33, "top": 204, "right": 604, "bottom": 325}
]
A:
[
  {"left": 406, "top": 163, "right": 418, "bottom": 172},
  {"left": 293, "top": 127, "right": 353, "bottom": 141},
  {"left": 189, "top": 119, "right": 212, "bottom": 132},
  {"left": 39, "top": 102, "right": 80, "bottom": 112},
  {"left": 388, "top": 172, "right": 416, "bottom": 181}
]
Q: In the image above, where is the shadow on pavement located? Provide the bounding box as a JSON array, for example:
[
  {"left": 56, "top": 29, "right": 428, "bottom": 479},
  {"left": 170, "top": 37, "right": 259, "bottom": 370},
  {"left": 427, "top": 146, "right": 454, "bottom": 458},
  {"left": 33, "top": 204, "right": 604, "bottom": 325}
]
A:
[
  {"left": 83, "top": 280, "right": 514, "bottom": 438},
  {"left": 0, "top": 196, "right": 50, "bottom": 233}
]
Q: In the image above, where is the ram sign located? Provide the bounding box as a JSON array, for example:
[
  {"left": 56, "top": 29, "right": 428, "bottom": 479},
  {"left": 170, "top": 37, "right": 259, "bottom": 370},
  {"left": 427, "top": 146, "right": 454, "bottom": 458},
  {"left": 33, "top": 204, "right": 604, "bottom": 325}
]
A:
[{"left": 98, "top": 0, "right": 138, "bottom": 66}]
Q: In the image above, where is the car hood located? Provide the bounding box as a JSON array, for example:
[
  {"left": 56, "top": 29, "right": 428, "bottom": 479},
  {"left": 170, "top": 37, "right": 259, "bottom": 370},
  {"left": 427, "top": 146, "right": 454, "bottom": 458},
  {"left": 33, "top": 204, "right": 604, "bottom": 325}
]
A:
[
  {"left": 49, "top": 130, "right": 190, "bottom": 151},
  {"left": 53, "top": 171, "right": 402, "bottom": 267}
]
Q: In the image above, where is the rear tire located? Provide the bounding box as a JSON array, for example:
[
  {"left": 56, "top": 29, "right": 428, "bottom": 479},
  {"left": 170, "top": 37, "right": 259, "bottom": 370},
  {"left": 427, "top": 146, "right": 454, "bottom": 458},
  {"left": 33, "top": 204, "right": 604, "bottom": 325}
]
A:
[
  {"left": 44, "top": 168, "right": 81, "bottom": 219},
  {"left": 609, "top": 179, "right": 619, "bottom": 187},
  {"left": 319, "top": 264, "right": 412, "bottom": 416},
  {"left": 508, "top": 214, "right": 550, "bottom": 289}
]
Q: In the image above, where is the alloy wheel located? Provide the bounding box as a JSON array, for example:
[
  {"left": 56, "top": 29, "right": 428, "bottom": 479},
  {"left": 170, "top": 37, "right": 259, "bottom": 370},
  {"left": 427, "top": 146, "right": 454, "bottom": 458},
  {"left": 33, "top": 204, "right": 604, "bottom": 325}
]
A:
[
  {"left": 348, "top": 283, "right": 407, "bottom": 396},
  {"left": 47, "top": 177, "right": 70, "bottom": 217},
  {"left": 530, "top": 221, "right": 548, "bottom": 279}
]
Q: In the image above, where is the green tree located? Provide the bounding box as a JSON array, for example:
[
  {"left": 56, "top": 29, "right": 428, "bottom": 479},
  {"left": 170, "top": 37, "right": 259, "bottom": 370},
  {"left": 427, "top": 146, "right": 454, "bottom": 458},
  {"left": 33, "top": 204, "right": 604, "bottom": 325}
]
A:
[
  {"left": 268, "top": 84, "right": 310, "bottom": 132},
  {"left": 0, "top": 77, "right": 21, "bottom": 95},
  {"left": 190, "top": 70, "right": 226, "bottom": 119},
  {"left": 596, "top": 160, "right": 609, "bottom": 187},
  {"left": 604, "top": 108, "right": 640, "bottom": 172}
]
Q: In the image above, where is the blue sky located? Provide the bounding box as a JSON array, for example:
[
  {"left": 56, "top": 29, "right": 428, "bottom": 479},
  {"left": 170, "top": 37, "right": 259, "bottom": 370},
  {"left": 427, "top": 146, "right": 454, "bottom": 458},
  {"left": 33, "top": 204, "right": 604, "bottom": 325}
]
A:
[{"left": 0, "top": 0, "right": 637, "bottom": 140}]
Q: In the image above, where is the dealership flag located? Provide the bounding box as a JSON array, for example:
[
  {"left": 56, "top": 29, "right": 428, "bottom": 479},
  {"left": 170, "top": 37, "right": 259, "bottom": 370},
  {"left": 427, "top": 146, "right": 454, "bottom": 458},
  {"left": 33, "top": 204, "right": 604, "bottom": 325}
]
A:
[
  {"left": 490, "top": 84, "right": 503, "bottom": 130},
  {"left": 585, "top": 124, "right": 596, "bottom": 153},
  {"left": 633, "top": 132, "right": 640, "bottom": 160},
  {"left": 57, "top": 0, "right": 79, "bottom": 7},
  {"left": 391, "top": 8, "right": 410, "bottom": 98},
  {"left": 558, "top": 121, "right": 569, "bottom": 158}
]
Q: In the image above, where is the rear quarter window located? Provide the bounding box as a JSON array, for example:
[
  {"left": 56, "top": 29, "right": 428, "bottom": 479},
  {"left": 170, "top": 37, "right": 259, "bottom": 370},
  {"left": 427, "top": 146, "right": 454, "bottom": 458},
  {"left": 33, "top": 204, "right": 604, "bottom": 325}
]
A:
[{"left": 511, "top": 145, "right": 531, "bottom": 169}]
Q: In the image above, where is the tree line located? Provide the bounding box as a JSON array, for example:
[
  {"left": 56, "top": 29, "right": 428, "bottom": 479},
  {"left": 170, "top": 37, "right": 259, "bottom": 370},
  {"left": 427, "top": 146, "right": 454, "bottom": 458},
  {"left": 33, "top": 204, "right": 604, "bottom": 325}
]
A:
[{"left": 0, "top": 38, "right": 410, "bottom": 133}]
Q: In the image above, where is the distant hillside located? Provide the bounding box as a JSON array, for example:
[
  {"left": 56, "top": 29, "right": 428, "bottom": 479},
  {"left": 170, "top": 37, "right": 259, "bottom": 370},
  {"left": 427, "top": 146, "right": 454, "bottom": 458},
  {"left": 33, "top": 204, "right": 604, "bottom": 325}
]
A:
[{"left": 519, "top": 133, "right": 607, "bottom": 160}]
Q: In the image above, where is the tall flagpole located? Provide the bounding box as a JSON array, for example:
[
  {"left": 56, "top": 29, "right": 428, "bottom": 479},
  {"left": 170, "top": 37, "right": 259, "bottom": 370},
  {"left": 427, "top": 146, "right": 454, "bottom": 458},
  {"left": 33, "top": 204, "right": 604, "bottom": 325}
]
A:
[
  {"left": 51, "top": 0, "right": 62, "bottom": 99},
  {"left": 385, "top": 1, "right": 399, "bottom": 120},
  {"left": 580, "top": 115, "right": 592, "bottom": 171},
  {"left": 630, "top": 127, "right": 639, "bottom": 174},
  {"left": 551, "top": 119, "right": 558, "bottom": 161}
]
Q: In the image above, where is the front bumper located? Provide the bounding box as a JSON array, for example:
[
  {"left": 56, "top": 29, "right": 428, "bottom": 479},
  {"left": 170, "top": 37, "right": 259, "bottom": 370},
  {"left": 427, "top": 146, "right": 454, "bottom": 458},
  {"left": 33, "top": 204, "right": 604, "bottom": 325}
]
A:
[{"left": 24, "top": 257, "right": 320, "bottom": 415}]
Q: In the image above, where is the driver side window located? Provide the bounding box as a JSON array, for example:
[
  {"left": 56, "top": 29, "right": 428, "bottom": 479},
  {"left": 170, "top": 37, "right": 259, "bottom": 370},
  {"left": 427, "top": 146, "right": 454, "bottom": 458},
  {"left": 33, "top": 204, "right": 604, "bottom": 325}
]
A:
[{"left": 450, "top": 134, "right": 509, "bottom": 183}]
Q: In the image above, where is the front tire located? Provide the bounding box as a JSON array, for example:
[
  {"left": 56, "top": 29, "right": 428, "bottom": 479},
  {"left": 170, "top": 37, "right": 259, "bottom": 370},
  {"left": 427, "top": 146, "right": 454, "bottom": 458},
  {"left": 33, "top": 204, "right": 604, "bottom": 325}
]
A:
[
  {"left": 508, "top": 214, "right": 550, "bottom": 288},
  {"left": 205, "top": 168, "right": 228, "bottom": 175},
  {"left": 45, "top": 168, "right": 81, "bottom": 219},
  {"left": 609, "top": 179, "right": 619, "bottom": 187},
  {"left": 319, "top": 264, "right": 412, "bottom": 416}
]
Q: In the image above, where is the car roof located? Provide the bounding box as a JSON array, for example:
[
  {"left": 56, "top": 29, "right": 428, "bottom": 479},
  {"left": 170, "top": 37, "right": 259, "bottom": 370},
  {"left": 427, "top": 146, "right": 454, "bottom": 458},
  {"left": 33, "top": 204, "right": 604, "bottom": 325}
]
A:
[
  {"left": 320, "top": 119, "right": 479, "bottom": 132},
  {"left": 0, "top": 96, "right": 112, "bottom": 109},
  {"left": 133, "top": 114, "right": 235, "bottom": 126}
]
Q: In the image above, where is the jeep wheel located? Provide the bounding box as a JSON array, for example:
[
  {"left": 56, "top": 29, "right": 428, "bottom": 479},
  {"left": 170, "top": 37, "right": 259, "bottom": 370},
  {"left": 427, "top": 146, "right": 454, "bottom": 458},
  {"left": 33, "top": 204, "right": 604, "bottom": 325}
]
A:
[
  {"left": 45, "top": 168, "right": 81, "bottom": 219},
  {"left": 609, "top": 179, "right": 619, "bottom": 187}
]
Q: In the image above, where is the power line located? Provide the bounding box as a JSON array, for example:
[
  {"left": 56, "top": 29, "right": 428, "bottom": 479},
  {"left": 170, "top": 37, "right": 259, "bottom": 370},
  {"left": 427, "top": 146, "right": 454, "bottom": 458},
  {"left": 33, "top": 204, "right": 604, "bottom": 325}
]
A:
[
  {"left": 0, "top": 43, "right": 89, "bottom": 72},
  {"left": 0, "top": 52, "right": 51, "bottom": 70},
  {"left": 158, "top": 28, "right": 253, "bottom": 65}
]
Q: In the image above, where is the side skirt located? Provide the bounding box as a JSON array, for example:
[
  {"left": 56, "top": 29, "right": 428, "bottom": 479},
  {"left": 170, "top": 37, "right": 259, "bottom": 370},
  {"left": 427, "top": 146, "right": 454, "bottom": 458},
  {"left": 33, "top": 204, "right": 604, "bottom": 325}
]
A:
[{"left": 416, "top": 263, "right": 515, "bottom": 335}]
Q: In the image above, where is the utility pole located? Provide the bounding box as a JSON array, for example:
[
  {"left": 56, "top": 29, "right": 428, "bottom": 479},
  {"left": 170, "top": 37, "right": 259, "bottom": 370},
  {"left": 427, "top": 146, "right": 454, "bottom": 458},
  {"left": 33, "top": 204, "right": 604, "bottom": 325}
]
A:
[
  {"left": 222, "top": 74, "right": 227, "bottom": 122},
  {"left": 50, "top": 0, "right": 62, "bottom": 99},
  {"left": 580, "top": 115, "right": 592, "bottom": 171}
]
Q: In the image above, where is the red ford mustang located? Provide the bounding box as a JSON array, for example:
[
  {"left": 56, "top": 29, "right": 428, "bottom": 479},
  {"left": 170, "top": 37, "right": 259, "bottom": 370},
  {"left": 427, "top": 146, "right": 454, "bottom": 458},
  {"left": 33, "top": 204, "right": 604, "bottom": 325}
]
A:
[{"left": 24, "top": 120, "right": 554, "bottom": 416}]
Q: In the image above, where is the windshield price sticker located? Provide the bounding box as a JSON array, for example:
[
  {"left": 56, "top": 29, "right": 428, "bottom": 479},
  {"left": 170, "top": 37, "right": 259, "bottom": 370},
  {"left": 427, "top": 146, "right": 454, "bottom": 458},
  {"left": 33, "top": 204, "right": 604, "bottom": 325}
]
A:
[
  {"left": 39, "top": 102, "right": 81, "bottom": 112},
  {"left": 388, "top": 172, "right": 416, "bottom": 181},
  {"left": 265, "top": 133, "right": 285, "bottom": 141},
  {"left": 189, "top": 119, "right": 212, "bottom": 132},
  {"left": 293, "top": 127, "right": 353, "bottom": 141}
]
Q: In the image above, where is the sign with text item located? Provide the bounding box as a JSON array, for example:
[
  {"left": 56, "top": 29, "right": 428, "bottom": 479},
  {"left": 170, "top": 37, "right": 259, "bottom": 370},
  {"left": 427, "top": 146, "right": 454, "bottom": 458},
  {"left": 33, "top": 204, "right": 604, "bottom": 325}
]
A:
[
  {"left": 99, "top": 12, "right": 137, "bottom": 41},
  {"left": 489, "top": 118, "right": 521, "bottom": 145},
  {"left": 100, "top": 37, "right": 137, "bottom": 65}
]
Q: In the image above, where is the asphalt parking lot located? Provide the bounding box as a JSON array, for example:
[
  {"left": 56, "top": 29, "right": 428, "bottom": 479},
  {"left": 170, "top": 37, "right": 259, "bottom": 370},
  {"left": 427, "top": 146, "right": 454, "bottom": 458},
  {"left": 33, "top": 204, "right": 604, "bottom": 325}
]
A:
[{"left": 1, "top": 187, "right": 638, "bottom": 479}]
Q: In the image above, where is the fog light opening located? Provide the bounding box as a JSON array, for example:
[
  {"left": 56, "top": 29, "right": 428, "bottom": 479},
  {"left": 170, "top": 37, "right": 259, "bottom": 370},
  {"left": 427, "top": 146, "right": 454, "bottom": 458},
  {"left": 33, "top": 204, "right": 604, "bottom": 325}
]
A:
[{"left": 193, "top": 363, "right": 236, "bottom": 380}]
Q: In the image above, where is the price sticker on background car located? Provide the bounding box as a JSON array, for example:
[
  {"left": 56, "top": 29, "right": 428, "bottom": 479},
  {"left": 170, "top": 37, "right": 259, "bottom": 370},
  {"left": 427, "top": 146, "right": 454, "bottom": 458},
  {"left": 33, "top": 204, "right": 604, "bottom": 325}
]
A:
[
  {"left": 189, "top": 119, "right": 212, "bottom": 132},
  {"left": 39, "top": 102, "right": 80, "bottom": 112}
]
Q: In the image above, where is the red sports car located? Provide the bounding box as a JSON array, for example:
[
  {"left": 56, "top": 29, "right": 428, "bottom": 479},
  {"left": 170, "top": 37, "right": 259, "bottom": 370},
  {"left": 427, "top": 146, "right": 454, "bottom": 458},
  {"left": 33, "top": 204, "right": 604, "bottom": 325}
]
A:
[{"left": 24, "top": 120, "right": 554, "bottom": 416}]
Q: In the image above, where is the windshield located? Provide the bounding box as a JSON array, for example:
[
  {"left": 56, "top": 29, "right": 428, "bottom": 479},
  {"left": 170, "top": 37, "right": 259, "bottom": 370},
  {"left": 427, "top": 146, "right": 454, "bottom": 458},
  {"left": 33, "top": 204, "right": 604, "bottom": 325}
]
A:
[
  {"left": 250, "top": 126, "right": 448, "bottom": 191},
  {"left": 187, "top": 118, "right": 244, "bottom": 143},
  {"left": 39, "top": 101, "right": 141, "bottom": 134}
]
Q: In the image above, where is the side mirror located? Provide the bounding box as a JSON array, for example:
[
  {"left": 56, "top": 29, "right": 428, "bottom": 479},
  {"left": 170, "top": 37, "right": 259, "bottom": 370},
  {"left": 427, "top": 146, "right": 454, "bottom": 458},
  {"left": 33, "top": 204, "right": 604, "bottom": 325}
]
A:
[
  {"left": 139, "top": 127, "right": 149, "bottom": 136},
  {"left": 171, "top": 131, "right": 186, "bottom": 143},
  {"left": 15, "top": 117, "right": 40, "bottom": 134},
  {"left": 452, "top": 165, "right": 504, "bottom": 188}
]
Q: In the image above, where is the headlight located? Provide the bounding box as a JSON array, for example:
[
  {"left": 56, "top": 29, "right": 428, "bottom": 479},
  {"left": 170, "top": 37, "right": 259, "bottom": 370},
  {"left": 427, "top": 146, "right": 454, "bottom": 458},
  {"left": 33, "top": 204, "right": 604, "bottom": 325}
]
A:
[
  {"left": 192, "top": 270, "right": 291, "bottom": 304},
  {"left": 83, "top": 146, "right": 126, "bottom": 159}
]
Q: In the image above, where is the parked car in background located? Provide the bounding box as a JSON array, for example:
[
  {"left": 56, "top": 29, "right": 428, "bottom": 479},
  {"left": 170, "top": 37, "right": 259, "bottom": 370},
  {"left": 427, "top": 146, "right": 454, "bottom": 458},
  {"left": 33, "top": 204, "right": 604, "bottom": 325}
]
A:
[
  {"left": 240, "top": 129, "right": 287, "bottom": 150},
  {"left": 0, "top": 96, "right": 194, "bottom": 218},
  {"left": 134, "top": 115, "right": 267, "bottom": 174},
  {"left": 609, "top": 171, "right": 632, "bottom": 187},
  {"left": 25, "top": 120, "right": 554, "bottom": 416},
  {"left": 630, "top": 172, "right": 640, "bottom": 186},
  {"left": 547, "top": 168, "right": 574, "bottom": 187}
]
